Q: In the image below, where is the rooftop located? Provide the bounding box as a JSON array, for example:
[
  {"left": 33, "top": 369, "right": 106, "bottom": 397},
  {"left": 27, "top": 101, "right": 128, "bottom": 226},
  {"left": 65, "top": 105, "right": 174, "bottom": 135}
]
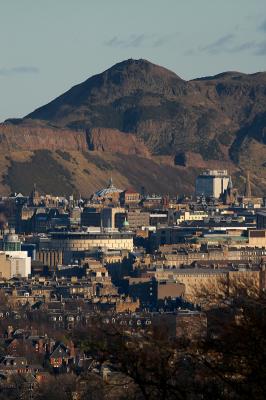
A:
[{"left": 94, "top": 178, "right": 123, "bottom": 198}]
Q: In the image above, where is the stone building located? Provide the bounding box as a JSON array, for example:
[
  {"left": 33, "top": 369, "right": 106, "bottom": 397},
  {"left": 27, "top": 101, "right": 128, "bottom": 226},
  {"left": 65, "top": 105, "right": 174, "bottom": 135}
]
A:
[
  {"left": 49, "top": 230, "right": 134, "bottom": 261},
  {"left": 119, "top": 189, "right": 140, "bottom": 206}
]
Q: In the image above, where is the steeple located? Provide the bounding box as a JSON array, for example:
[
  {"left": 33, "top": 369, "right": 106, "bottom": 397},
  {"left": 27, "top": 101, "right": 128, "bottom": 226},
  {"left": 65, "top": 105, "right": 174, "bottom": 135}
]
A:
[
  {"left": 107, "top": 174, "right": 114, "bottom": 188},
  {"left": 222, "top": 175, "right": 237, "bottom": 205},
  {"left": 30, "top": 183, "right": 40, "bottom": 206},
  {"left": 227, "top": 176, "right": 233, "bottom": 190}
]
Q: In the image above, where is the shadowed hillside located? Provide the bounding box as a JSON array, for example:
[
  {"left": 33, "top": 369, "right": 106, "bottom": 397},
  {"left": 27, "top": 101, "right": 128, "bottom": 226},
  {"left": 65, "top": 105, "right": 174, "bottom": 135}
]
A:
[{"left": 1, "top": 59, "right": 266, "bottom": 195}]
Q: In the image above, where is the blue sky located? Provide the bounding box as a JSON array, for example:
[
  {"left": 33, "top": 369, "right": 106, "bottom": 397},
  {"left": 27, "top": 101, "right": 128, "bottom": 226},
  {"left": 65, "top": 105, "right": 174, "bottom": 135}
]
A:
[{"left": 0, "top": 0, "right": 265, "bottom": 122}]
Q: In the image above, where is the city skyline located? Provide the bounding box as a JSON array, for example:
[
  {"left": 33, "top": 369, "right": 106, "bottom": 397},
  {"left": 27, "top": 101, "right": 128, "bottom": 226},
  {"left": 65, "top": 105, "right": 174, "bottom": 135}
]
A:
[{"left": 0, "top": 2, "right": 265, "bottom": 398}]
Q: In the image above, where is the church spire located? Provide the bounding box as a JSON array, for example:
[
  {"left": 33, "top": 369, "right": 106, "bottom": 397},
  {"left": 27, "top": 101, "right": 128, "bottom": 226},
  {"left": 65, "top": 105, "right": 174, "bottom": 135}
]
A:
[
  {"left": 108, "top": 175, "right": 113, "bottom": 187},
  {"left": 227, "top": 176, "right": 233, "bottom": 190}
]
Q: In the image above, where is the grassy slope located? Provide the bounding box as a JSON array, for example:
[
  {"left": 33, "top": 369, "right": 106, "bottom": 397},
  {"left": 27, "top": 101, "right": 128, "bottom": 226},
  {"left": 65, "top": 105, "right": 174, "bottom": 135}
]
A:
[
  {"left": 0, "top": 149, "right": 199, "bottom": 197},
  {"left": 1, "top": 146, "right": 265, "bottom": 197}
]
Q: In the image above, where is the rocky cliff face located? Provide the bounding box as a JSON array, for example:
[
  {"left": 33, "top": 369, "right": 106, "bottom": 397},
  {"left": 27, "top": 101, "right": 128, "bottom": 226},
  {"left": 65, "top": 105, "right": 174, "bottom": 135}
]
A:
[
  {"left": 1, "top": 59, "right": 266, "bottom": 195},
  {"left": 0, "top": 121, "right": 87, "bottom": 152},
  {"left": 87, "top": 127, "right": 150, "bottom": 157}
]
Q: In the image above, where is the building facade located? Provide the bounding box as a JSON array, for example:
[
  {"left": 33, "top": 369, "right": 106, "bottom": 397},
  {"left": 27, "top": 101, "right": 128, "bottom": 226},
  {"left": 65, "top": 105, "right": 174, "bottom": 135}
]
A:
[
  {"left": 196, "top": 170, "right": 230, "bottom": 198},
  {"left": 50, "top": 231, "right": 134, "bottom": 253}
]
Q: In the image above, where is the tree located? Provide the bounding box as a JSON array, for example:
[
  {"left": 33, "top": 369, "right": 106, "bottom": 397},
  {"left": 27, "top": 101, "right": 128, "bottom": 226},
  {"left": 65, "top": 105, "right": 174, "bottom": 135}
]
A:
[
  {"left": 71, "top": 278, "right": 266, "bottom": 400},
  {"left": 35, "top": 375, "right": 77, "bottom": 400},
  {"left": 195, "top": 277, "right": 266, "bottom": 400}
]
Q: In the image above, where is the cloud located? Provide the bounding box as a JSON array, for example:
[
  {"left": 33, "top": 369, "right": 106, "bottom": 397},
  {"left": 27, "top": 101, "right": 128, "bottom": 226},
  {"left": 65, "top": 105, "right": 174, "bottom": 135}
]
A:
[
  {"left": 105, "top": 32, "right": 178, "bottom": 48},
  {"left": 152, "top": 33, "right": 178, "bottom": 47},
  {"left": 200, "top": 34, "right": 235, "bottom": 54},
  {"left": 230, "top": 41, "right": 255, "bottom": 52},
  {"left": 230, "top": 40, "right": 266, "bottom": 56},
  {"left": 185, "top": 35, "right": 266, "bottom": 57},
  {"left": 258, "top": 19, "right": 266, "bottom": 32},
  {"left": 0, "top": 66, "right": 39, "bottom": 76},
  {"left": 105, "top": 34, "right": 147, "bottom": 48}
]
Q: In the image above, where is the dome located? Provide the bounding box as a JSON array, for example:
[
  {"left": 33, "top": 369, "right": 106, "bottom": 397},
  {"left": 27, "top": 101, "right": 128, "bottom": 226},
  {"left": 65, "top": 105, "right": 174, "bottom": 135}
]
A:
[
  {"left": 94, "top": 178, "right": 123, "bottom": 198},
  {"left": 4, "top": 234, "right": 19, "bottom": 243},
  {"left": 123, "top": 219, "right": 129, "bottom": 227},
  {"left": 3, "top": 229, "right": 19, "bottom": 243}
]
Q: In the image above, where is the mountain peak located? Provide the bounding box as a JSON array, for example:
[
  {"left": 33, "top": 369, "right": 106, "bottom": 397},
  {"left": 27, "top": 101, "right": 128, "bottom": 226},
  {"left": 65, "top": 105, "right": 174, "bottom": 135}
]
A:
[
  {"left": 25, "top": 59, "right": 186, "bottom": 124},
  {"left": 1, "top": 59, "right": 266, "bottom": 196},
  {"left": 106, "top": 58, "right": 183, "bottom": 80}
]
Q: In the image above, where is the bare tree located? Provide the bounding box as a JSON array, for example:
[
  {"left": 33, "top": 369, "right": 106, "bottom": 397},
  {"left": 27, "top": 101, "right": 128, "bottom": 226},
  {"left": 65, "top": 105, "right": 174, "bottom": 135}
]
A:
[{"left": 71, "top": 278, "right": 266, "bottom": 400}]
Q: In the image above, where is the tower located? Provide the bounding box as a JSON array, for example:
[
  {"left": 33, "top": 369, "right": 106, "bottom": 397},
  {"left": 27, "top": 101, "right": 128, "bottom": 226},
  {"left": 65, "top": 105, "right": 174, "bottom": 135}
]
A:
[
  {"left": 30, "top": 183, "right": 40, "bottom": 206},
  {"left": 2, "top": 229, "right": 21, "bottom": 251},
  {"left": 223, "top": 176, "right": 237, "bottom": 205}
]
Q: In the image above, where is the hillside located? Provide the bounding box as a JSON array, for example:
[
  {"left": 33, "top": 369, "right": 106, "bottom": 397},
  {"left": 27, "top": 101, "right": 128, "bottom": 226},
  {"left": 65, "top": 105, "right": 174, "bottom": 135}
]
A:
[{"left": 1, "top": 59, "right": 266, "bottom": 196}]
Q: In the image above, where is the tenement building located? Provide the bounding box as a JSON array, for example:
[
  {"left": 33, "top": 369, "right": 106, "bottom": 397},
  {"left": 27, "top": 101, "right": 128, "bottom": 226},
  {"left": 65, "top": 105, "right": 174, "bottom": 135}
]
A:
[{"left": 154, "top": 266, "right": 266, "bottom": 304}]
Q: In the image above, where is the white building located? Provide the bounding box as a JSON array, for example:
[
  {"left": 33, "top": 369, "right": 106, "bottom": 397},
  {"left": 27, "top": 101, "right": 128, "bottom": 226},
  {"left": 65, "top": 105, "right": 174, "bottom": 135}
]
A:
[
  {"left": 176, "top": 211, "right": 209, "bottom": 225},
  {"left": 195, "top": 170, "right": 230, "bottom": 199},
  {"left": 5, "top": 251, "right": 31, "bottom": 278}
]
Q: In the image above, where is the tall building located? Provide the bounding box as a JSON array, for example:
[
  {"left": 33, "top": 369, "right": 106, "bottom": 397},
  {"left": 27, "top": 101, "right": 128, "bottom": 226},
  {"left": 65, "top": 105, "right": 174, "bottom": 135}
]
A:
[
  {"left": 81, "top": 207, "right": 101, "bottom": 227},
  {"left": 0, "top": 251, "right": 31, "bottom": 279},
  {"left": 256, "top": 211, "right": 266, "bottom": 229},
  {"left": 101, "top": 207, "right": 125, "bottom": 229},
  {"left": 195, "top": 170, "right": 230, "bottom": 199}
]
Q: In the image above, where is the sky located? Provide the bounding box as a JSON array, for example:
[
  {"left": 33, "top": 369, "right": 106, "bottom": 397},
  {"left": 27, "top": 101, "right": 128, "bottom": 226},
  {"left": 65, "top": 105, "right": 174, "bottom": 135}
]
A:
[{"left": 0, "top": 0, "right": 265, "bottom": 122}]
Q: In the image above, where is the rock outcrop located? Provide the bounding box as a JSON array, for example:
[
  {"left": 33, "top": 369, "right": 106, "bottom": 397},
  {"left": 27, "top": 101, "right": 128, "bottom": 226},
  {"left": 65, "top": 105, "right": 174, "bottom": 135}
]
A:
[
  {"left": 87, "top": 128, "right": 150, "bottom": 157},
  {"left": 0, "top": 121, "right": 87, "bottom": 152}
]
